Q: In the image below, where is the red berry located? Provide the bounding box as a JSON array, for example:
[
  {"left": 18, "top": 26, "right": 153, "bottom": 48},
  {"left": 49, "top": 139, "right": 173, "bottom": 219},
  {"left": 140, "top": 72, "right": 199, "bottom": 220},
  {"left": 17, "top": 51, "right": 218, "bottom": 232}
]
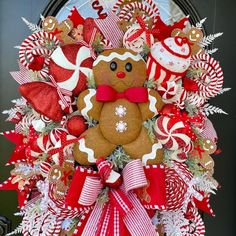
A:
[{"left": 67, "top": 116, "right": 87, "bottom": 136}]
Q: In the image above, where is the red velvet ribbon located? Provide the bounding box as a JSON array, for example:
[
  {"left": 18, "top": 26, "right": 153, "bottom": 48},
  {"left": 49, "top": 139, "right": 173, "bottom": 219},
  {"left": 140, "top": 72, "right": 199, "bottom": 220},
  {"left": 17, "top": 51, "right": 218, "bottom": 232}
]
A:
[
  {"left": 126, "top": 16, "right": 159, "bottom": 46},
  {"left": 96, "top": 85, "right": 148, "bottom": 103}
]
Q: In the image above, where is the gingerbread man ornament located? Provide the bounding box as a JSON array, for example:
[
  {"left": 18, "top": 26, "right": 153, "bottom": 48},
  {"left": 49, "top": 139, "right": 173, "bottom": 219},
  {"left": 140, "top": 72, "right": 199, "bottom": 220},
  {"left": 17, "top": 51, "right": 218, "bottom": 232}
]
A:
[
  {"left": 42, "top": 16, "right": 76, "bottom": 44},
  {"left": 74, "top": 48, "right": 164, "bottom": 166},
  {"left": 172, "top": 27, "right": 204, "bottom": 55},
  {"left": 190, "top": 138, "right": 217, "bottom": 173}
]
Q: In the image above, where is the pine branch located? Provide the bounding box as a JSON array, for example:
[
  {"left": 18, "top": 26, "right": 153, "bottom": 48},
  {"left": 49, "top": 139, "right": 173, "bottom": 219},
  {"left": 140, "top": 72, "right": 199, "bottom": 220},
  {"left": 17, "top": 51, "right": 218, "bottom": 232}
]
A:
[
  {"left": 21, "top": 17, "right": 42, "bottom": 33},
  {"left": 205, "top": 48, "right": 218, "bottom": 54},
  {"left": 40, "top": 14, "right": 45, "bottom": 21},
  {"left": 109, "top": 146, "right": 131, "bottom": 170},
  {"left": 218, "top": 87, "right": 231, "bottom": 95},
  {"left": 87, "top": 75, "right": 96, "bottom": 89},
  {"left": 195, "top": 17, "right": 207, "bottom": 28},
  {"left": 200, "top": 32, "right": 223, "bottom": 47},
  {"left": 194, "top": 174, "right": 219, "bottom": 194},
  {"left": 14, "top": 45, "right": 21, "bottom": 49},
  {"left": 6, "top": 224, "right": 23, "bottom": 236},
  {"left": 97, "top": 187, "right": 109, "bottom": 207},
  {"left": 203, "top": 103, "right": 228, "bottom": 116},
  {"left": 143, "top": 118, "right": 157, "bottom": 143}
]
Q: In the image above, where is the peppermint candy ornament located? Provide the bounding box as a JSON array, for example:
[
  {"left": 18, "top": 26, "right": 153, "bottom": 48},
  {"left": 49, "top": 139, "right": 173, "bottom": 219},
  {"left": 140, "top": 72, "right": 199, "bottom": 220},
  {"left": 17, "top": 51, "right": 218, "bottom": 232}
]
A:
[
  {"left": 123, "top": 23, "right": 154, "bottom": 53},
  {"left": 155, "top": 115, "right": 191, "bottom": 150},
  {"left": 186, "top": 54, "right": 224, "bottom": 107},
  {"left": 147, "top": 37, "right": 191, "bottom": 84},
  {"left": 49, "top": 44, "right": 94, "bottom": 96},
  {"left": 165, "top": 162, "right": 193, "bottom": 210}
]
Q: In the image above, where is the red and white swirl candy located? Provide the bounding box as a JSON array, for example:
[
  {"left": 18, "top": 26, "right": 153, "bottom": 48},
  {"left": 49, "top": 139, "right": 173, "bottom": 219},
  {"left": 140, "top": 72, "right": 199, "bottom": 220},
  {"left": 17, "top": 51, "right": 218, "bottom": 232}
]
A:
[
  {"left": 186, "top": 54, "right": 224, "bottom": 107},
  {"left": 165, "top": 162, "right": 193, "bottom": 210},
  {"left": 155, "top": 115, "right": 191, "bottom": 150},
  {"left": 19, "top": 32, "right": 59, "bottom": 79},
  {"left": 123, "top": 24, "right": 155, "bottom": 52}
]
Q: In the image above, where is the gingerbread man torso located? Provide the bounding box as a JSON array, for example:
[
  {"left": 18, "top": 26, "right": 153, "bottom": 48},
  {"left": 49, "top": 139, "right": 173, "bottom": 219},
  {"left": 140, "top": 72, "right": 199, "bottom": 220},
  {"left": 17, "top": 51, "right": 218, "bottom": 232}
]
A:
[
  {"left": 99, "top": 99, "right": 143, "bottom": 145},
  {"left": 74, "top": 48, "right": 165, "bottom": 166}
]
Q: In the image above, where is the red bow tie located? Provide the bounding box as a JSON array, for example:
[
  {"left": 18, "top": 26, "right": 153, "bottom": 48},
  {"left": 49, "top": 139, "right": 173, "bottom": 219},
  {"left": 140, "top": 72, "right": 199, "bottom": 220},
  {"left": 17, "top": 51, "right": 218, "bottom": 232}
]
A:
[{"left": 96, "top": 85, "right": 148, "bottom": 103}]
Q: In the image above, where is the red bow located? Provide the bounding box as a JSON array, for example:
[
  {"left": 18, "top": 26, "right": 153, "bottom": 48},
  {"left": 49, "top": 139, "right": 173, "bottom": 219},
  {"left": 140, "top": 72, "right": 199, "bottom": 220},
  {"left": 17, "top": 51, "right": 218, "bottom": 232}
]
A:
[
  {"left": 96, "top": 85, "right": 148, "bottom": 103},
  {"left": 3, "top": 127, "right": 39, "bottom": 165},
  {"left": 127, "top": 16, "right": 158, "bottom": 46},
  {"left": 65, "top": 160, "right": 166, "bottom": 236}
]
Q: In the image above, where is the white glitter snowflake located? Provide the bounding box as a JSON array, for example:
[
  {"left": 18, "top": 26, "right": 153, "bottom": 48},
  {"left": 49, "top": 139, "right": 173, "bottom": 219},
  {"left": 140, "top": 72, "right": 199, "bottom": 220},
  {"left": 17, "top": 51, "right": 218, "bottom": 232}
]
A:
[
  {"left": 115, "top": 105, "right": 127, "bottom": 117},
  {"left": 115, "top": 121, "right": 127, "bottom": 133}
]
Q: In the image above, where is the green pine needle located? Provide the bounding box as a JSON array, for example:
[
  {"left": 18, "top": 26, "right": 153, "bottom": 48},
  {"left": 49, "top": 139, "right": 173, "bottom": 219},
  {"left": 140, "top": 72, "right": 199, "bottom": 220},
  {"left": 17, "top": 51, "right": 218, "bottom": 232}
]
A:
[
  {"left": 87, "top": 75, "right": 96, "bottom": 89},
  {"left": 97, "top": 187, "right": 109, "bottom": 207},
  {"left": 109, "top": 146, "right": 131, "bottom": 170}
]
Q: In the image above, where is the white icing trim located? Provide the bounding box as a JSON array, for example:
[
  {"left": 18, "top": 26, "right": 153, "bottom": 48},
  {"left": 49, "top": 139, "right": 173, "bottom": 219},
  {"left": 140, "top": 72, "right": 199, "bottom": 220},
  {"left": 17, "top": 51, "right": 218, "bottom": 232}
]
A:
[
  {"left": 81, "top": 89, "right": 96, "bottom": 119},
  {"left": 93, "top": 52, "right": 143, "bottom": 66},
  {"left": 142, "top": 142, "right": 162, "bottom": 165},
  {"left": 78, "top": 139, "right": 96, "bottom": 163},
  {"left": 148, "top": 89, "right": 158, "bottom": 116}
]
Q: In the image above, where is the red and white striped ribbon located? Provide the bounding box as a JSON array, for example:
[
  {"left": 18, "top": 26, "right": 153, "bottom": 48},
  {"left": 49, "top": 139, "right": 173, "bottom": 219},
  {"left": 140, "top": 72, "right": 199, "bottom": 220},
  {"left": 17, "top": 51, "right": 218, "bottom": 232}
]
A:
[
  {"left": 95, "top": 11, "right": 124, "bottom": 48},
  {"left": 48, "top": 75, "right": 72, "bottom": 109},
  {"left": 123, "top": 159, "right": 147, "bottom": 192},
  {"left": 78, "top": 176, "right": 102, "bottom": 206}
]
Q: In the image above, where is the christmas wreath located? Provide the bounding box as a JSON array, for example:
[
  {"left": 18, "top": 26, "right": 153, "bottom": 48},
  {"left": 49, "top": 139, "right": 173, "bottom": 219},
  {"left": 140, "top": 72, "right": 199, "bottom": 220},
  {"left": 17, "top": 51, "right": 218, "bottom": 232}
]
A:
[{"left": 0, "top": 1, "right": 228, "bottom": 235}]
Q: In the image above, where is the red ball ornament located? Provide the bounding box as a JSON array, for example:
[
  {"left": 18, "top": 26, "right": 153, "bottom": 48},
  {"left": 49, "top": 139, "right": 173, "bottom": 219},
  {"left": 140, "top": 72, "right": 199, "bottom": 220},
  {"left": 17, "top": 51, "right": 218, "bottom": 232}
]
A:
[{"left": 67, "top": 116, "right": 87, "bottom": 136}]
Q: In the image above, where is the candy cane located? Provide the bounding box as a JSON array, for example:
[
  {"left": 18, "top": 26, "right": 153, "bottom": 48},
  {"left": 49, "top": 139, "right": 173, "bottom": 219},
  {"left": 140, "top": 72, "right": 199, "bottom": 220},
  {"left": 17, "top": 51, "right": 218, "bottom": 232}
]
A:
[
  {"left": 19, "top": 32, "right": 60, "bottom": 78},
  {"left": 118, "top": 2, "right": 156, "bottom": 21},
  {"left": 113, "top": 0, "right": 159, "bottom": 16},
  {"left": 112, "top": 0, "right": 126, "bottom": 12},
  {"left": 182, "top": 208, "right": 205, "bottom": 236},
  {"left": 191, "top": 54, "right": 223, "bottom": 98}
]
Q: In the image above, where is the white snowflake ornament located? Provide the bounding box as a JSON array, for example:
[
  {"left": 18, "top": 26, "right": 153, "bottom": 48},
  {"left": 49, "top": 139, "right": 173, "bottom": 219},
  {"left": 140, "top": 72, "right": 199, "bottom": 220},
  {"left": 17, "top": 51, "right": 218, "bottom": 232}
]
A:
[
  {"left": 115, "top": 121, "right": 127, "bottom": 133},
  {"left": 115, "top": 105, "right": 127, "bottom": 117}
]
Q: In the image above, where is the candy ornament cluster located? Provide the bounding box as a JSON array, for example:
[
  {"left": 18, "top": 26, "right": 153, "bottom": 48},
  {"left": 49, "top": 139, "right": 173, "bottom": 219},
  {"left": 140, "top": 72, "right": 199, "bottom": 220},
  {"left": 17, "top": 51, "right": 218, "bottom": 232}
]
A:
[{"left": 0, "top": 1, "right": 228, "bottom": 235}]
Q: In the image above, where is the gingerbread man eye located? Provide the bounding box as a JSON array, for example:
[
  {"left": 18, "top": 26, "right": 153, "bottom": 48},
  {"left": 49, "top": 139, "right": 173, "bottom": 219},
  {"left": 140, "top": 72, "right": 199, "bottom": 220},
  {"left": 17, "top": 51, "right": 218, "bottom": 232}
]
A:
[
  {"left": 196, "top": 34, "right": 200, "bottom": 38},
  {"left": 192, "top": 30, "right": 196, "bottom": 34},
  {"left": 44, "top": 22, "right": 48, "bottom": 27},
  {"left": 110, "top": 61, "right": 117, "bottom": 71},
  {"left": 49, "top": 19, "right": 53, "bottom": 24},
  {"left": 125, "top": 62, "right": 132, "bottom": 72}
]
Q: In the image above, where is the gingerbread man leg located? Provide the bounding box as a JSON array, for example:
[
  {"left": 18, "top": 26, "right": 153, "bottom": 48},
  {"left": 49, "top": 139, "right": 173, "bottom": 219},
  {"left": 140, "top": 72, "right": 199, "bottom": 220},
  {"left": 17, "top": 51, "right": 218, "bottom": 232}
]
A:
[
  {"left": 73, "top": 125, "right": 116, "bottom": 165},
  {"left": 123, "top": 126, "right": 164, "bottom": 165}
]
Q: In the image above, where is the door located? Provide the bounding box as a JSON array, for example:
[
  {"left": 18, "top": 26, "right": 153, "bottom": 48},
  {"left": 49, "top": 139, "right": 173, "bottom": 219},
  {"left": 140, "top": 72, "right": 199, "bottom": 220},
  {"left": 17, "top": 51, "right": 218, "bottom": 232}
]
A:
[{"left": 0, "top": 0, "right": 235, "bottom": 235}]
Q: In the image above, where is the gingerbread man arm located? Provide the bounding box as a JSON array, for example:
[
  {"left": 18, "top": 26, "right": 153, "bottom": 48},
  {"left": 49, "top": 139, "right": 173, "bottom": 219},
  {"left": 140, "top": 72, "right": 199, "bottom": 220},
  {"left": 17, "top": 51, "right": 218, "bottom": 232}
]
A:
[
  {"left": 138, "top": 89, "right": 164, "bottom": 121},
  {"left": 77, "top": 89, "right": 104, "bottom": 120}
]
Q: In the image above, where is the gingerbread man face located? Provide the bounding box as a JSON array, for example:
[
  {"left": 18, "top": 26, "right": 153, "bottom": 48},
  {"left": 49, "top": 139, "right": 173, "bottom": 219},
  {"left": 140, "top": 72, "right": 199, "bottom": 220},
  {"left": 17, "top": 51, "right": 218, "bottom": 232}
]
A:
[
  {"left": 190, "top": 138, "right": 217, "bottom": 172},
  {"left": 171, "top": 27, "right": 204, "bottom": 55},
  {"left": 69, "top": 24, "right": 84, "bottom": 41},
  {"left": 93, "top": 48, "right": 147, "bottom": 92},
  {"left": 42, "top": 16, "right": 58, "bottom": 32},
  {"left": 43, "top": 16, "right": 75, "bottom": 45},
  {"left": 187, "top": 27, "right": 203, "bottom": 43}
]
